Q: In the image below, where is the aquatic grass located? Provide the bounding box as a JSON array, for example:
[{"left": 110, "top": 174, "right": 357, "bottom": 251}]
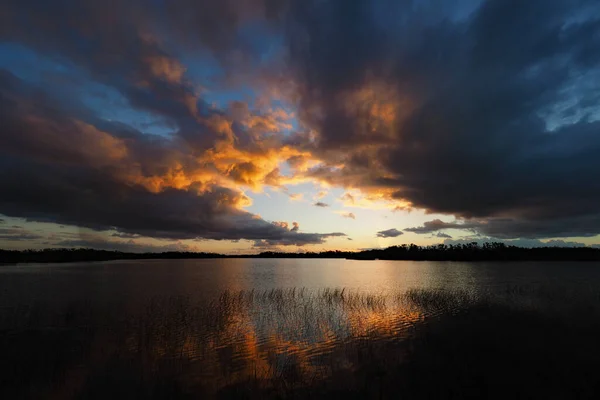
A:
[{"left": 2, "top": 286, "right": 600, "bottom": 398}]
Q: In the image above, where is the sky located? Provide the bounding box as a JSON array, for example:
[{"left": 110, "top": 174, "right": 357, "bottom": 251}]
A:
[{"left": 1, "top": 0, "right": 600, "bottom": 253}]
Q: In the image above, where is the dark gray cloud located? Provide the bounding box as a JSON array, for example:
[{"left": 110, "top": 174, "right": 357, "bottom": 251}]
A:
[
  {"left": 474, "top": 217, "right": 600, "bottom": 239},
  {"left": 0, "top": 1, "right": 198, "bottom": 129},
  {"left": 54, "top": 237, "right": 197, "bottom": 253},
  {"left": 314, "top": 202, "right": 329, "bottom": 207},
  {"left": 0, "top": 151, "right": 341, "bottom": 245},
  {"left": 434, "top": 232, "right": 452, "bottom": 239},
  {"left": 0, "top": 155, "right": 275, "bottom": 241},
  {"left": 407, "top": 216, "right": 600, "bottom": 240},
  {"left": 283, "top": 0, "right": 600, "bottom": 239},
  {"left": 405, "top": 219, "right": 480, "bottom": 234},
  {"left": 253, "top": 231, "right": 346, "bottom": 247},
  {"left": 0, "top": 0, "right": 294, "bottom": 160},
  {"left": 376, "top": 228, "right": 403, "bottom": 238}
]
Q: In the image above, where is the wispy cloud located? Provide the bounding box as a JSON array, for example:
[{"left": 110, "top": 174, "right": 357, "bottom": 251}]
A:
[
  {"left": 434, "top": 232, "right": 452, "bottom": 239},
  {"left": 376, "top": 228, "right": 403, "bottom": 238},
  {"left": 339, "top": 212, "right": 356, "bottom": 220},
  {"left": 0, "top": 227, "right": 44, "bottom": 241},
  {"left": 315, "top": 191, "right": 327, "bottom": 200}
]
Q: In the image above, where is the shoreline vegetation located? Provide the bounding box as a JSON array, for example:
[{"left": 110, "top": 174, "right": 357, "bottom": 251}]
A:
[{"left": 2, "top": 242, "right": 600, "bottom": 264}]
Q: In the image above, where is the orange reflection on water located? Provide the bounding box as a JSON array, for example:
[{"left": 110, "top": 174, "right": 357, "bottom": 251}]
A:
[
  {"left": 37, "top": 289, "right": 432, "bottom": 398},
  {"left": 132, "top": 289, "right": 431, "bottom": 395}
]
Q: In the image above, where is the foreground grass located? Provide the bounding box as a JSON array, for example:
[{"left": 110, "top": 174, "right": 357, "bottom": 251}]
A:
[{"left": 1, "top": 287, "right": 600, "bottom": 399}]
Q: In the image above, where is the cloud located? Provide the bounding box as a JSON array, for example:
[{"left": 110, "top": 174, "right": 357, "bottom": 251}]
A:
[
  {"left": 405, "top": 219, "right": 479, "bottom": 234},
  {"left": 434, "top": 232, "right": 452, "bottom": 239},
  {"left": 288, "top": 193, "right": 304, "bottom": 201},
  {"left": 253, "top": 231, "right": 346, "bottom": 247},
  {"left": 0, "top": 227, "right": 44, "bottom": 241},
  {"left": 341, "top": 193, "right": 355, "bottom": 205},
  {"left": 0, "top": 76, "right": 337, "bottom": 246},
  {"left": 272, "top": 221, "right": 290, "bottom": 230},
  {"left": 407, "top": 217, "right": 600, "bottom": 240},
  {"left": 2, "top": 0, "right": 600, "bottom": 245},
  {"left": 336, "top": 189, "right": 400, "bottom": 210},
  {"left": 54, "top": 237, "right": 198, "bottom": 253},
  {"left": 314, "top": 202, "right": 329, "bottom": 207},
  {"left": 282, "top": 0, "right": 600, "bottom": 239},
  {"left": 473, "top": 217, "right": 600, "bottom": 239},
  {"left": 376, "top": 228, "right": 403, "bottom": 238},
  {"left": 111, "top": 232, "right": 141, "bottom": 239},
  {"left": 246, "top": 220, "right": 345, "bottom": 246},
  {"left": 340, "top": 212, "right": 356, "bottom": 220},
  {"left": 0, "top": 0, "right": 309, "bottom": 242}
]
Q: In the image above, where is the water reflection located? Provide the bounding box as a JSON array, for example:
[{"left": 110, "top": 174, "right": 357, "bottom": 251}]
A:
[
  {"left": 3, "top": 260, "right": 600, "bottom": 398},
  {"left": 1, "top": 287, "right": 435, "bottom": 398},
  {"left": 135, "top": 289, "right": 429, "bottom": 393}
]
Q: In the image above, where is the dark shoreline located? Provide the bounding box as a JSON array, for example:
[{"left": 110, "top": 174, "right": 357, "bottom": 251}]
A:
[{"left": 3, "top": 243, "right": 600, "bottom": 264}]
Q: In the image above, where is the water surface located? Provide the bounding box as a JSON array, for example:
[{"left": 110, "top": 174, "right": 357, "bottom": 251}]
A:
[
  {"left": 3, "top": 258, "right": 600, "bottom": 301},
  {"left": 2, "top": 259, "right": 600, "bottom": 398}
]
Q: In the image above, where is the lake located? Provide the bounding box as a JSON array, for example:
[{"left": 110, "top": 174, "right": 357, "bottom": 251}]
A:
[{"left": 2, "top": 259, "right": 600, "bottom": 399}]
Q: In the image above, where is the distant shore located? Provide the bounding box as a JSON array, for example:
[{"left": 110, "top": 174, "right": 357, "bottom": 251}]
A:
[{"left": 2, "top": 243, "right": 600, "bottom": 264}]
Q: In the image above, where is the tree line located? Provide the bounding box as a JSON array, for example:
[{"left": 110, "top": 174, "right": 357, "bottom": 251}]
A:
[{"left": 2, "top": 242, "right": 600, "bottom": 264}]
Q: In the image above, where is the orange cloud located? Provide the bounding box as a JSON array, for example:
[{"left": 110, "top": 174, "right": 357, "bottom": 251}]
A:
[
  {"left": 315, "top": 191, "right": 327, "bottom": 199},
  {"left": 272, "top": 221, "right": 289, "bottom": 229},
  {"left": 243, "top": 112, "right": 293, "bottom": 133},
  {"left": 288, "top": 192, "right": 303, "bottom": 201},
  {"left": 13, "top": 75, "right": 408, "bottom": 221},
  {"left": 145, "top": 55, "right": 187, "bottom": 84},
  {"left": 341, "top": 192, "right": 355, "bottom": 205},
  {"left": 339, "top": 79, "right": 405, "bottom": 139},
  {"left": 70, "top": 120, "right": 129, "bottom": 164}
]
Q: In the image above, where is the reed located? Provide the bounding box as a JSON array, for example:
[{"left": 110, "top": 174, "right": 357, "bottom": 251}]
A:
[{"left": 2, "top": 286, "right": 600, "bottom": 398}]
